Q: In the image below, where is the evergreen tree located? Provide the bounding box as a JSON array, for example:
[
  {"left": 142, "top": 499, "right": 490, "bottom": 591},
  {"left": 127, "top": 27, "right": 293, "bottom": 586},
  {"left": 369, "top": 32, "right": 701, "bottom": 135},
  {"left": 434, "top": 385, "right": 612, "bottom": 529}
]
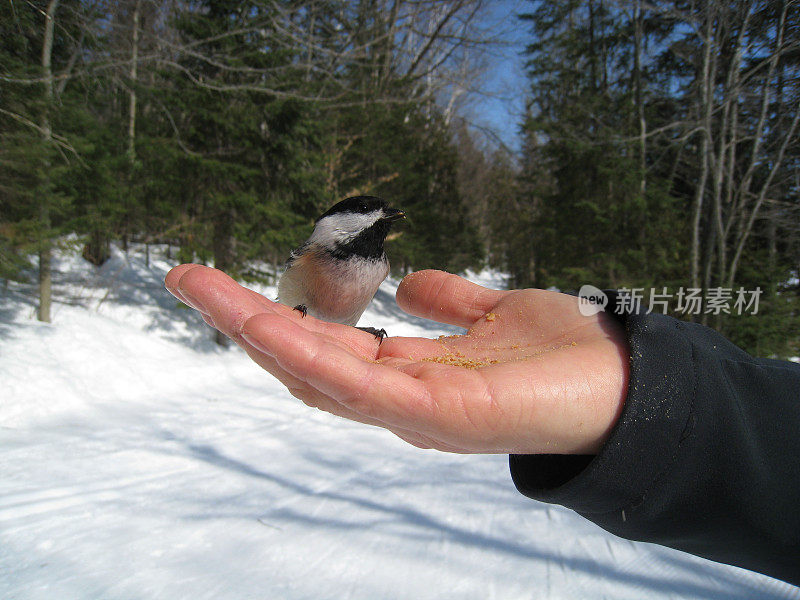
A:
[{"left": 0, "top": 0, "right": 88, "bottom": 317}]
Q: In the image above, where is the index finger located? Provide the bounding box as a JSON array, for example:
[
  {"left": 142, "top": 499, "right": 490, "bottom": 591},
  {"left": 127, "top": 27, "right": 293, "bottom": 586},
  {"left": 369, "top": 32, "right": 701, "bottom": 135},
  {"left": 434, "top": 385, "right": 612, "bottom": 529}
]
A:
[{"left": 170, "top": 264, "right": 384, "bottom": 356}]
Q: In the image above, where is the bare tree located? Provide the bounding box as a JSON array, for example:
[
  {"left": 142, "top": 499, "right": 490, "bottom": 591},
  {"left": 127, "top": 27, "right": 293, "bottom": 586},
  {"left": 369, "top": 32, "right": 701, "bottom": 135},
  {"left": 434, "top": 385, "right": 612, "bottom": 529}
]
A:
[{"left": 662, "top": 0, "right": 800, "bottom": 311}]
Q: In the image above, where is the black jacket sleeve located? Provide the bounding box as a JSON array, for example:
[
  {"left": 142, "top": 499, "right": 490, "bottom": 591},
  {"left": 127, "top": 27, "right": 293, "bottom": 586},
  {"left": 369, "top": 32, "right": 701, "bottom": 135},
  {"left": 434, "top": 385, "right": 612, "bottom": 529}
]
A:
[{"left": 509, "top": 292, "right": 800, "bottom": 585}]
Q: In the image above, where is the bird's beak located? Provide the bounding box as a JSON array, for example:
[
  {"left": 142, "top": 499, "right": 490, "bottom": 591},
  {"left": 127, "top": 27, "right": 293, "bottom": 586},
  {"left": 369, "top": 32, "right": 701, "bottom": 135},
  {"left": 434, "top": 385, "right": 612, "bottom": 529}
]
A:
[{"left": 382, "top": 208, "right": 405, "bottom": 222}]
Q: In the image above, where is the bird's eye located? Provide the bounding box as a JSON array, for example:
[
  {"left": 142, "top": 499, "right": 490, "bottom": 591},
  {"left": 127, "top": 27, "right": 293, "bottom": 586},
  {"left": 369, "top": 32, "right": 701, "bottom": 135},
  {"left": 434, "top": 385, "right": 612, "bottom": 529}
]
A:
[{"left": 359, "top": 203, "right": 368, "bottom": 212}]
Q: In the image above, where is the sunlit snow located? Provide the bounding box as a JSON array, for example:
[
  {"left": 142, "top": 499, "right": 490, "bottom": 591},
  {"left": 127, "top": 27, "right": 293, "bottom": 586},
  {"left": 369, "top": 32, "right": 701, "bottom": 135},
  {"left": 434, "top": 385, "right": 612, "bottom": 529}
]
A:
[{"left": 1, "top": 245, "right": 797, "bottom": 599}]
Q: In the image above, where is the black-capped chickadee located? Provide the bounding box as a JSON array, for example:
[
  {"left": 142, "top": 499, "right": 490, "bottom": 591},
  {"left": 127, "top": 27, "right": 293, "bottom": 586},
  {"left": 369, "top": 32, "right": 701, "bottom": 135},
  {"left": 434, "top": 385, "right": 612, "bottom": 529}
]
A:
[{"left": 277, "top": 196, "right": 405, "bottom": 340}]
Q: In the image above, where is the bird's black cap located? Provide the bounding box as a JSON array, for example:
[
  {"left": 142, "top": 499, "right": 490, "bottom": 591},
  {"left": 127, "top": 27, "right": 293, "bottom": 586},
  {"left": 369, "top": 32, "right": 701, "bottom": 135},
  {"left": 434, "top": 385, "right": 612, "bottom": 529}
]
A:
[{"left": 317, "top": 196, "right": 388, "bottom": 222}]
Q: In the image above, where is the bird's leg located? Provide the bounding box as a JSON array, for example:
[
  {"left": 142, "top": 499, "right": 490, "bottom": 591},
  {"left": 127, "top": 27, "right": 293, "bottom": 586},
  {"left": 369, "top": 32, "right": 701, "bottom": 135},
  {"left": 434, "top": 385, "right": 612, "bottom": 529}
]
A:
[
  {"left": 293, "top": 304, "right": 308, "bottom": 318},
  {"left": 357, "top": 327, "right": 387, "bottom": 343}
]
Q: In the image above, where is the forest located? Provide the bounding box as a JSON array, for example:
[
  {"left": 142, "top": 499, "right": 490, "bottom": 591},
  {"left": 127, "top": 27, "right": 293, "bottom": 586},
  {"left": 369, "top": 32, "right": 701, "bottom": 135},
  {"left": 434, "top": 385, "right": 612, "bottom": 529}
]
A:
[{"left": 1, "top": 0, "right": 798, "bottom": 356}]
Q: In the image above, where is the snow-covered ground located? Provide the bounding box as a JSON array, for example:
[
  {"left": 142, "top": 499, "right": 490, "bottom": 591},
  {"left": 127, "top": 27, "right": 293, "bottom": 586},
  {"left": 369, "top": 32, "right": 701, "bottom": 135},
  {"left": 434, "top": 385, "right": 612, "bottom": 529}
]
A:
[{"left": 1, "top": 245, "right": 798, "bottom": 600}]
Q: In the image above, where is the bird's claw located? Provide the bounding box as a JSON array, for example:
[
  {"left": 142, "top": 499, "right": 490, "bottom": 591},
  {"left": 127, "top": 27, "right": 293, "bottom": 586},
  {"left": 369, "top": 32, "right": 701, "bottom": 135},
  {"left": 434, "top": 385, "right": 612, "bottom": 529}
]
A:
[
  {"left": 293, "top": 304, "right": 308, "bottom": 318},
  {"left": 357, "top": 326, "right": 387, "bottom": 344}
]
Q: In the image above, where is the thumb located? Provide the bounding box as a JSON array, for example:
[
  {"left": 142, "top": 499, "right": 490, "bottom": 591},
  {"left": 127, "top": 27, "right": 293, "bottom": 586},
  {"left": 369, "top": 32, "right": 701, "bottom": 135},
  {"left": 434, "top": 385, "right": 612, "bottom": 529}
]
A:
[{"left": 396, "top": 270, "right": 511, "bottom": 329}]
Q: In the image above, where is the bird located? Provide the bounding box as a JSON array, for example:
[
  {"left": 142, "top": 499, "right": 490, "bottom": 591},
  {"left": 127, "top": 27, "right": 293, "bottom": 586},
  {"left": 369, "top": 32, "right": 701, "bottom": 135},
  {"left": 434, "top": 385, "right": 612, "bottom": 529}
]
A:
[{"left": 277, "top": 195, "right": 405, "bottom": 341}]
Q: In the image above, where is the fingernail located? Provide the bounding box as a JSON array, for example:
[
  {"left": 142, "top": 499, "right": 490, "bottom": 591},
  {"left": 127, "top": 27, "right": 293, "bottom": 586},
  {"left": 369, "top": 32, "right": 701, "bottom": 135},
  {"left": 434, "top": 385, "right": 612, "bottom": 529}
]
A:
[
  {"left": 241, "top": 332, "right": 273, "bottom": 356},
  {"left": 179, "top": 290, "right": 208, "bottom": 314},
  {"left": 165, "top": 285, "right": 191, "bottom": 306}
]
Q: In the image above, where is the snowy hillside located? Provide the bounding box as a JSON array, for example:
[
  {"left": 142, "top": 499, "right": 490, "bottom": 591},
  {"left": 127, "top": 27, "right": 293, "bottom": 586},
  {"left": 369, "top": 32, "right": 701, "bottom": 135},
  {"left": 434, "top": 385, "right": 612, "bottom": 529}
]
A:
[{"left": 1, "top": 245, "right": 797, "bottom": 600}]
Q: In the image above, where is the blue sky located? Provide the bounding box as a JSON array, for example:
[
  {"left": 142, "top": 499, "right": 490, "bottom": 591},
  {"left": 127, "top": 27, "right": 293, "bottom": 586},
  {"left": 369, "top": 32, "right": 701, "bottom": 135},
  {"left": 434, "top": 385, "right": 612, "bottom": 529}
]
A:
[{"left": 467, "top": 0, "right": 531, "bottom": 153}]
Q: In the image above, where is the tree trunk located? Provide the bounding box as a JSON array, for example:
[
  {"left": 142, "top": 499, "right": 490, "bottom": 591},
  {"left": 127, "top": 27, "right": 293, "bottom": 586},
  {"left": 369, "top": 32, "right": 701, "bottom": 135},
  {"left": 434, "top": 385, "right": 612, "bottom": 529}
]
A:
[
  {"left": 691, "top": 5, "right": 714, "bottom": 299},
  {"left": 588, "top": 0, "right": 597, "bottom": 90},
  {"left": 691, "top": 138, "right": 710, "bottom": 293},
  {"left": 634, "top": 0, "right": 645, "bottom": 198},
  {"left": 767, "top": 213, "right": 777, "bottom": 290},
  {"left": 37, "top": 0, "right": 60, "bottom": 323},
  {"left": 128, "top": 0, "right": 140, "bottom": 161},
  {"left": 121, "top": 0, "right": 142, "bottom": 257},
  {"left": 82, "top": 227, "right": 110, "bottom": 265},
  {"left": 38, "top": 206, "right": 53, "bottom": 323},
  {"left": 212, "top": 208, "right": 234, "bottom": 347},
  {"left": 633, "top": 0, "right": 647, "bottom": 249},
  {"left": 701, "top": 222, "right": 716, "bottom": 327}
]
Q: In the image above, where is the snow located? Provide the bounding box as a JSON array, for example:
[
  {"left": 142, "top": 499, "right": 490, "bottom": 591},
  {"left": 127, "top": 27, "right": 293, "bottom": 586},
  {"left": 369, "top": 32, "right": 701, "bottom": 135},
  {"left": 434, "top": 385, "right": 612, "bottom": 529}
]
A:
[{"left": 1, "top": 245, "right": 798, "bottom": 600}]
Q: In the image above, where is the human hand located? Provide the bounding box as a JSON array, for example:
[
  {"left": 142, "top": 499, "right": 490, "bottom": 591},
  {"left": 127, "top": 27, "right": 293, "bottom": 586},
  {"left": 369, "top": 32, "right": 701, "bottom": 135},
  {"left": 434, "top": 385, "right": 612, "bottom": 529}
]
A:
[{"left": 165, "top": 265, "right": 629, "bottom": 455}]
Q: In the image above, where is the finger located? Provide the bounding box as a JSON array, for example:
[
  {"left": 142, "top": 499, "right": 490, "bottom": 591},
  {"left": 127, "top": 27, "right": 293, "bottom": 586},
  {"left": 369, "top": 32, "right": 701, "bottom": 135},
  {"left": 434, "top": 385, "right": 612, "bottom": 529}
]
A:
[
  {"left": 241, "top": 312, "right": 436, "bottom": 429},
  {"left": 239, "top": 340, "right": 434, "bottom": 445},
  {"left": 175, "top": 265, "right": 271, "bottom": 334},
  {"left": 241, "top": 331, "right": 431, "bottom": 449},
  {"left": 241, "top": 285, "right": 378, "bottom": 352},
  {"left": 165, "top": 263, "right": 205, "bottom": 307},
  {"left": 391, "top": 429, "right": 468, "bottom": 453},
  {"left": 169, "top": 267, "right": 433, "bottom": 439},
  {"left": 174, "top": 266, "right": 306, "bottom": 339},
  {"left": 206, "top": 294, "right": 400, "bottom": 431},
  {"left": 173, "top": 267, "right": 392, "bottom": 402},
  {"left": 396, "top": 270, "right": 511, "bottom": 329},
  {"left": 239, "top": 340, "right": 372, "bottom": 421},
  {"left": 244, "top": 286, "right": 279, "bottom": 310},
  {"left": 176, "top": 266, "right": 383, "bottom": 365}
]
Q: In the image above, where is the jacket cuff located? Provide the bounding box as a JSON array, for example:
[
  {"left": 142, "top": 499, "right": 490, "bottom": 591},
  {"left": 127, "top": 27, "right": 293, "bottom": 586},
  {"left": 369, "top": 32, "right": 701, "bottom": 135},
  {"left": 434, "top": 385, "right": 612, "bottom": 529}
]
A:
[{"left": 509, "top": 290, "right": 696, "bottom": 515}]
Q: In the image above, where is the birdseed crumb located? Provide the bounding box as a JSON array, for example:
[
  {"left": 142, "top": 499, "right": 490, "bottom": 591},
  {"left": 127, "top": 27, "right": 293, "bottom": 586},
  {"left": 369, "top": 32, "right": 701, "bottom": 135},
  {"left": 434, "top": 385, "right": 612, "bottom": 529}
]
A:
[{"left": 421, "top": 353, "right": 499, "bottom": 369}]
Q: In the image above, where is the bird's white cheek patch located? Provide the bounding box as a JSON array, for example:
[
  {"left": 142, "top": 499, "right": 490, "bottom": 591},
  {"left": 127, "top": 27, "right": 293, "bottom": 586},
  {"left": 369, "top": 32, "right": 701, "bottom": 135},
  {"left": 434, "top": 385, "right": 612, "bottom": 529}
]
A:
[{"left": 310, "top": 212, "right": 383, "bottom": 245}]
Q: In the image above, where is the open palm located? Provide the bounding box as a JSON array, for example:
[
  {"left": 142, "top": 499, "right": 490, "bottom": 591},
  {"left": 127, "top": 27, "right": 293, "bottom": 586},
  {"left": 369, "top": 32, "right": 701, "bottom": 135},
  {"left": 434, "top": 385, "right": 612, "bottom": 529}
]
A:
[{"left": 166, "top": 265, "right": 629, "bottom": 455}]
